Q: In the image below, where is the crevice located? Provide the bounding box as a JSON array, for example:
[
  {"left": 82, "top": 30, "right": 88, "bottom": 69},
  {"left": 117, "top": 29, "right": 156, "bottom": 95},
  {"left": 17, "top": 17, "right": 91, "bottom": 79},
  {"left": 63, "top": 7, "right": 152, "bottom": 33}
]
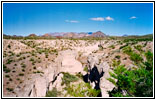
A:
[
  {"left": 82, "top": 65, "right": 104, "bottom": 97},
  {"left": 46, "top": 72, "right": 61, "bottom": 92}
]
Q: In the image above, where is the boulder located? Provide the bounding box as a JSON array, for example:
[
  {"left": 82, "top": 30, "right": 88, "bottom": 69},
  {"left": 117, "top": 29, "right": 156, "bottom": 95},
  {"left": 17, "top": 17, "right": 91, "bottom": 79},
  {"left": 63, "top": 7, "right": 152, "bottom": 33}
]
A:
[
  {"left": 99, "top": 62, "right": 115, "bottom": 97},
  {"left": 31, "top": 77, "right": 47, "bottom": 97}
]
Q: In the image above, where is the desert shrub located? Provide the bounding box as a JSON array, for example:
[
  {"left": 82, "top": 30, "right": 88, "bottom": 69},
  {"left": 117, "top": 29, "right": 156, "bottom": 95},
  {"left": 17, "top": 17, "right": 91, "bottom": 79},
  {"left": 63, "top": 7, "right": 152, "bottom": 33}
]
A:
[
  {"left": 16, "top": 78, "right": 20, "bottom": 81},
  {"left": 22, "top": 69, "right": 25, "bottom": 72},
  {"left": 144, "top": 51, "right": 153, "bottom": 70},
  {"left": 33, "top": 66, "right": 36, "bottom": 69},
  {"left": 108, "top": 51, "right": 153, "bottom": 97},
  {"left": 76, "top": 72, "right": 83, "bottom": 79},
  {"left": 33, "top": 70, "right": 44, "bottom": 74},
  {"left": 134, "top": 45, "right": 143, "bottom": 52},
  {"left": 21, "top": 63, "right": 26, "bottom": 68},
  {"left": 16, "top": 54, "right": 20, "bottom": 57},
  {"left": 5, "top": 75, "right": 10, "bottom": 78},
  {"left": 30, "top": 58, "right": 34, "bottom": 62},
  {"left": 23, "top": 56, "right": 26, "bottom": 59},
  {"left": 19, "top": 73, "right": 24, "bottom": 76},
  {"left": 122, "top": 46, "right": 132, "bottom": 55},
  {"left": 112, "top": 60, "right": 121, "bottom": 67},
  {"left": 98, "top": 44, "right": 103, "bottom": 50},
  {"left": 109, "top": 45, "right": 115, "bottom": 49},
  {"left": 8, "top": 45, "right": 11, "bottom": 49},
  {"left": 61, "top": 72, "right": 78, "bottom": 86},
  {"left": 130, "top": 53, "right": 143, "bottom": 63},
  {"left": 143, "top": 41, "right": 148, "bottom": 47},
  {"left": 9, "top": 78, "right": 12, "bottom": 81},
  {"left": 6, "top": 88, "right": 13, "bottom": 92},
  {"left": 115, "top": 55, "right": 121, "bottom": 59},
  {"left": 45, "top": 54, "right": 48, "bottom": 58},
  {"left": 52, "top": 49, "right": 57, "bottom": 53},
  {"left": 64, "top": 82, "right": 101, "bottom": 97},
  {"left": 46, "top": 87, "right": 61, "bottom": 97},
  {"left": 83, "top": 66, "right": 88, "bottom": 72},
  {"left": 6, "top": 59, "right": 13, "bottom": 64},
  {"left": 3, "top": 64, "right": 10, "bottom": 73}
]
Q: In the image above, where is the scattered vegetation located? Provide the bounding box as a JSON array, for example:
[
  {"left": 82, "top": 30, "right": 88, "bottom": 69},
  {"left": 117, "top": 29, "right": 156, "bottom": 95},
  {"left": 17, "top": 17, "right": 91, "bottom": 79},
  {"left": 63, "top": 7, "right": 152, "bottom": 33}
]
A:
[
  {"left": 5, "top": 75, "right": 10, "bottom": 78},
  {"left": 108, "top": 50, "right": 153, "bottom": 97},
  {"left": 33, "top": 70, "right": 44, "bottom": 74},
  {"left": 3, "top": 64, "right": 11, "bottom": 73},
  {"left": 46, "top": 87, "right": 61, "bottom": 97},
  {"left": 134, "top": 45, "right": 143, "bottom": 52},
  {"left": 109, "top": 45, "right": 115, "bottom": 49},
  {"left": 19, "top": 73, "right": 24, "bottom": 76},
  {"left": 83, "top": 66, "right": 88, "bottom": 72},
  {"left": 8, "top": 45, "right": 11, "bottom": 49},
  {"left": 115, "top": 55, "right": 120, "bottom": 59},
  {"left": 61, "top": 72, "right": 78, "bottom": 86},
  {"left": 76, "top": 72, "right": 83, "bottom": 79},
  {"left": 64, "top": 82, "right": 101, "bottom": 97},
  {"left": 6, "top": 59, "right": 13, "bottom": 64},
  {"left": 6, "top": 88, "right": 14, "bottom": 92}
]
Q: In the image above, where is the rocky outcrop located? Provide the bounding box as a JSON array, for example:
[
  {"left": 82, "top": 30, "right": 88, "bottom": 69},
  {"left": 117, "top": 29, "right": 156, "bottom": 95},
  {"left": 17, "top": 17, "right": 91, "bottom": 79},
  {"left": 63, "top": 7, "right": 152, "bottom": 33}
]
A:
[
  {"left": 30, "top": 77, "right": 47, "bottom": 97},
  {"left": 87, "top": 54, "right": 115, "bottom": 97},
  {"left": 99, "top": 62, "right": 115, "bottom": 97},
  {"left": 57, "top": 50, "right": 83, "bottom": 74}
]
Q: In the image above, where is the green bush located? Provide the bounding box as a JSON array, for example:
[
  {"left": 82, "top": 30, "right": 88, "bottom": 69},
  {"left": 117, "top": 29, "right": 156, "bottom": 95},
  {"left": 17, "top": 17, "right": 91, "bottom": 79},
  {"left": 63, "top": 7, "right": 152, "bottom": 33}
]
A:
[
  {"left": 83, "top": 66, "right": 88, "bottom": 72},
  {"left": 3, "top": 64, "right": 11, "bottom": 73},
  {"left": 122, "top": 46, "right": 132, "bottom": 55},
  {"left": 6, "top": 88, "right": 13, "bottom": 92},
  {"left": 21, "top": 63, "right": 26, "bottom": 68},
  {"left": 76, "top": 72, "right": 83, "bottom": 79},
  {"left": 108, "top": 51, "right": 153, "bottom": 97},
  {"left": 109, "top": 45, "right": 115, "bottom": 49},
  {"left": 30, "top": 58, "right": 34, "bottom": 62},
  {"left": 115, "top": 55, "right": 121, "bottom": 59},
  {"left": 64, "top": 82, "right": 101, "bottom": 97},
  {"left": 112, "top": 60, "right": 121, "bottom": 67},
  {"left": 130, "top": 53, "right": 143, "bottom": 63},
  {"left": 5, "top": 75, "right": 10, "bottom": 78},
  {"left": 6, "top": 59, "right": 13, "bottom": 64},
  {"left": 61, "top": 72, "right": 78, "bottom": 86},
  {"left": 19, "top": 73, "right": 24, "bottom": 76},
  {"left": 8, "top": 45, "right": 11, "bottom": 49},
  {"left": 46, "top": 87, "right": 61, "bottom": 97},
  {"left": 134, "top": 45, "right": 143, "bottom": 52}
]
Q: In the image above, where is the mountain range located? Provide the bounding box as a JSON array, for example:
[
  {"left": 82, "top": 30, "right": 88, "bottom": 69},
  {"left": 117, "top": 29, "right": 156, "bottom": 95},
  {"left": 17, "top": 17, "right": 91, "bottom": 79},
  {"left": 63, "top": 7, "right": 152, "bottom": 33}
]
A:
[{"left": 40, "top": 31, "right": 106, "bottom": 38}]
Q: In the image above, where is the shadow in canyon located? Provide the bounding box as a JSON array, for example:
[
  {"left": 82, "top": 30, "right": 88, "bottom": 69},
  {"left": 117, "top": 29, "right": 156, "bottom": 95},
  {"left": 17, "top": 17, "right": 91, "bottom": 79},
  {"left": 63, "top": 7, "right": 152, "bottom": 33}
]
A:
[{"left": 83, "top": 66, "right": 104, "bottom": 97}]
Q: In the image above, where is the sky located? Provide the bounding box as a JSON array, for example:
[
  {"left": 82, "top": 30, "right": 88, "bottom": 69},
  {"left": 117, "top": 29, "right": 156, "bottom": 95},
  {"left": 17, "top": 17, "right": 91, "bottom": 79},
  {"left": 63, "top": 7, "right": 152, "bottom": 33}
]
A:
[{"left": 3, "top": 3, "right": 153, "bottom": 36}]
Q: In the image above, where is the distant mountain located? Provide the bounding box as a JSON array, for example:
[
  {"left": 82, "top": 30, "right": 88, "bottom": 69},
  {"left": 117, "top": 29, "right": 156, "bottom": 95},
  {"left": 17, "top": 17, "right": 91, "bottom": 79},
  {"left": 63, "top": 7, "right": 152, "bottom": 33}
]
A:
[
  {"left": 91, "top": 31, "right": 106, "bottom": 37},
  {"left": 88, "top": 32, "right": 93, "bottom": 35},
  {"left": 63, "top": 32, "right": 77, "bottom": 38},
  {"left": 41, "top": 31, "right": 106, "bottom": 38},
  {"left": 42, "top": 33, "right": 52, "bottom": 38},
  {"left": 28, "top": 33, "right": 37, "bottom": 37},
  {"left": 50, "top": 32, "right": 66, "bottom": 36},
  {"left": 77, "top": 32, "right": 89, "bottom": 38},
  {"left": 122, "top": 34, "right": 128, "bottom": 37}
]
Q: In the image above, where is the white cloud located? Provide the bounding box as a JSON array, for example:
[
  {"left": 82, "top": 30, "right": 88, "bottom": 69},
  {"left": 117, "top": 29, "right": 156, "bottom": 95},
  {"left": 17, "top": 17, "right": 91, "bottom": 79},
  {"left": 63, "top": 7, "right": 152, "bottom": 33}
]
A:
[
  {"left": 105, "top": 16, "right": 114, "bottom": 21},
  {"left": 65, "top": 20, "right": 79, "bottom": 23},
  {"left": 90, "top": 17, "right": 104, "bottom": 21},
  {"left": 130, "top": 16, "right": 137, "bottom": 19}
]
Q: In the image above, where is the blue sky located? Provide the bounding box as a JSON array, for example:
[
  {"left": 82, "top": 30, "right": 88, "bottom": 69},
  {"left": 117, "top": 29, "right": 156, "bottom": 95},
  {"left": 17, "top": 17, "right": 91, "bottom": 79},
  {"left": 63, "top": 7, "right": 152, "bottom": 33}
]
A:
[{"left": 3, "top": 3, "right": 153, "bottom": 36}]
